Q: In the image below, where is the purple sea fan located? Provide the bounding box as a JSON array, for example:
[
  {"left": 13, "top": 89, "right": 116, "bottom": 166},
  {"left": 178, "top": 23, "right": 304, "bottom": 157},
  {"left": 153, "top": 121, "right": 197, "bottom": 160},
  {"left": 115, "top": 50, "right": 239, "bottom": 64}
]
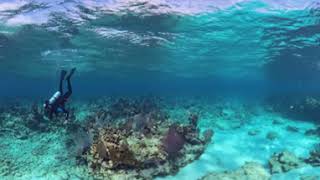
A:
[{"left": 162, "top": 125, "right": 185, "bottom": 156}]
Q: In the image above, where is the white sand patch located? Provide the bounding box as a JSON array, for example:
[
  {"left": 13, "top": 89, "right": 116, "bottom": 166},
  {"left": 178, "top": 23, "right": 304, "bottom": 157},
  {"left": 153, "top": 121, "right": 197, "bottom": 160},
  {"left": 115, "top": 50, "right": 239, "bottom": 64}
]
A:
[{"left": 158, "top": 111, "right": 319, "bottom": 180}]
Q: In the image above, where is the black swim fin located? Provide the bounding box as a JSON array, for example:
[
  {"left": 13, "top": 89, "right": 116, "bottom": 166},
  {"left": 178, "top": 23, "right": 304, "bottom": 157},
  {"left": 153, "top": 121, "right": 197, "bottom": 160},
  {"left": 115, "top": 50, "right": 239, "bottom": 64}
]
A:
[{"left": 66, "top": 68, "right": 76, "bottom": 79}]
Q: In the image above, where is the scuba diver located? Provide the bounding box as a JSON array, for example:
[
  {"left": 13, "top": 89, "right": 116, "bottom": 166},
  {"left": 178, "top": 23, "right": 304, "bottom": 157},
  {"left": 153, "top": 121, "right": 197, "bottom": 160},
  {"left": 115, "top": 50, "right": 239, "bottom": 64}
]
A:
[{"left": 44, "top": 68, "right": 76, "bottom": 120}]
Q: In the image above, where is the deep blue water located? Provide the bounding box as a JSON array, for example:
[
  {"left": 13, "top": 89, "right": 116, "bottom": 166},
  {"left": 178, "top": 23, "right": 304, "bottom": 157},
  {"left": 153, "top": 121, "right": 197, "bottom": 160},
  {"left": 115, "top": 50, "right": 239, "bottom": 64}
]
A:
[{"left": 0, "top": 0, "right": 320, "bottom": 100}]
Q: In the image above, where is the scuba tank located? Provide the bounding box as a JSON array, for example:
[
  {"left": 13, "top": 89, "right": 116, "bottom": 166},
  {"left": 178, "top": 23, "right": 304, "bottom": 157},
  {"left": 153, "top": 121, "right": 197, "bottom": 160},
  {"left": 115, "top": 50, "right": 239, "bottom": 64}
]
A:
[{"left": 49, "top": 91, "right": 61, "bottom": 104}]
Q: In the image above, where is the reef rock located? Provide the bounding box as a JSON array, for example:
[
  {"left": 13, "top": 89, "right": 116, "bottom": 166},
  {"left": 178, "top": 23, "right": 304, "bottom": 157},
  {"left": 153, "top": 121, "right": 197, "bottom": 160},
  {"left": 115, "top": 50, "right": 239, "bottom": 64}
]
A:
[
  {"left": 300, "top": 176, "right": 320, "bottom": 180},
  {"left": 286, "top": 125, "right": 299, "bottom": 133},
  {"left": 305, "top": 127, "right": 320, "bottom": 137},
  {"left": 272, "top": 119, "right": 284, "bottom": 125},
  {"left": 248, "top": 129, "right": 260, "bottom": 136},
  {"left": 200, "top": 162, "right": 270, "bottom": 180},
  {"left": 305, "top": 150, "right": 320, "bottom": 167},
  {"left": 269, "top": 151, "right": 305, "bottom": 174},
  {"left": 266, "top": 131, "right": 279, "bottom": 140}
]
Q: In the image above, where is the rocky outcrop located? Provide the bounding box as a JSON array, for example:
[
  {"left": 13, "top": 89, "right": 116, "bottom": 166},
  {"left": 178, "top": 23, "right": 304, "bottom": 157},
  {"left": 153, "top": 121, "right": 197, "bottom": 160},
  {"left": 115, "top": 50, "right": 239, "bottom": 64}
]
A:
[{"left": 268, "top": 151, "right": 305, "bottom": 174}]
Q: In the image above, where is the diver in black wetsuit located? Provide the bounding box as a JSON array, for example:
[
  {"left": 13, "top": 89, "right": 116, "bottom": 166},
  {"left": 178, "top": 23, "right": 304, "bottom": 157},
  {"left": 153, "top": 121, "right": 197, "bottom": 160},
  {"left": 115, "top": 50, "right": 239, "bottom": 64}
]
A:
[{"left": 44, "top": 68, "right": 76, "bottom": 120}]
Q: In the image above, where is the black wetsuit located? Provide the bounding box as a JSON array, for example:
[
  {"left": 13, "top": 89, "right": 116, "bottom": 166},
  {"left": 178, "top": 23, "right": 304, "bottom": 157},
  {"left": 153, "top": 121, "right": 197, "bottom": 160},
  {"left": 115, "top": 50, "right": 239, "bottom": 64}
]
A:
[{"left": 46, "top": 69, "right": 75, "bottom": 119}]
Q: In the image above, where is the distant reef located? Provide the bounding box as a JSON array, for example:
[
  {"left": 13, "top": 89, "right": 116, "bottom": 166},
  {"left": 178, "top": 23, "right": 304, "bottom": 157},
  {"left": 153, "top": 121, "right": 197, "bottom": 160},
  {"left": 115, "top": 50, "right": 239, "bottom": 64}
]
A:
[{"left": 265, "top": 95, "right": 320, "bottom": 123}]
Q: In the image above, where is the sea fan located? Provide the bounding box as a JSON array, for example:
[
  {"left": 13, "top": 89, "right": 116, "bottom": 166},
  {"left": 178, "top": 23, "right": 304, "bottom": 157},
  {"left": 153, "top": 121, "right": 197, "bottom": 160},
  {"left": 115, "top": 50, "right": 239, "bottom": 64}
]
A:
[
  {"left": 162, "top": 125, "right": 185, "bottom": 156},
  {"left": 66, "top": 127, "right": 94, "bottom": 159}
]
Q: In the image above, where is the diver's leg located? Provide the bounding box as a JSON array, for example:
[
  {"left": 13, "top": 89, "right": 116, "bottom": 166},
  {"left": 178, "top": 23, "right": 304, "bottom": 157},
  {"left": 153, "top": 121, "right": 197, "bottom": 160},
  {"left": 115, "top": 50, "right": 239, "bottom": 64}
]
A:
[
  {"left": 67, "top": 77, "right": 72, "bottom": 95},
  {"left": 63, "top": 78, "right": 72, "bottom": 99},
  {"left": 64, "top": 68, "right": 76, "bottom": 98},
  {"left": 60, "top": 70, "right": 67, "bottom": 93}
]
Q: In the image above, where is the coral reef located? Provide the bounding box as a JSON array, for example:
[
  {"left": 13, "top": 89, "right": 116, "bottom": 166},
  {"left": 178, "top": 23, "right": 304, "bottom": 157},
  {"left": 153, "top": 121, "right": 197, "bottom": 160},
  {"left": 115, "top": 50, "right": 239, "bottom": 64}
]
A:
[
  {"left": 0, "top": 103, "right": 43, "bottom": 140},
  {"left": 80, "top": 99, "right": 212, "bottom": 179},
  {"left": 2, "top": 96, "right": 317, "bottom": 179},
  {"left": 268, "top": 151, "right": 305, "bottom": 174},
  {"left": 0, "top": 97, "right": 213, "bottom": 179},
  {"left": 0, "top": 159, "right": 17, "bottom": 177},
  {"left": 0, "top": 100, "right": 78, "bottom": 137},
  {"left": 200, "top": 162, "right": 270, "bottom": 180}
]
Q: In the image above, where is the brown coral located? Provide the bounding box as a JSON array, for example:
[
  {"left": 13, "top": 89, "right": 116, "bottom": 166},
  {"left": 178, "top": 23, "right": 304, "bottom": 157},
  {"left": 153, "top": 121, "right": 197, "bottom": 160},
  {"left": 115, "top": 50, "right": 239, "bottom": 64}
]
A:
[{"left": 88, "top": 128, "right": 138, "bottom": 170}]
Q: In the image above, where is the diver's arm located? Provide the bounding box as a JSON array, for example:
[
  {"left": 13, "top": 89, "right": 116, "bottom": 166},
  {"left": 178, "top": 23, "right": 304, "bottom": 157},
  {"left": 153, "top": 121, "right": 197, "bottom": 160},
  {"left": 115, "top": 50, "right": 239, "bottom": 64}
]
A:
[{"left": 61, "top": 107, "right": 69, "bottom": 120}]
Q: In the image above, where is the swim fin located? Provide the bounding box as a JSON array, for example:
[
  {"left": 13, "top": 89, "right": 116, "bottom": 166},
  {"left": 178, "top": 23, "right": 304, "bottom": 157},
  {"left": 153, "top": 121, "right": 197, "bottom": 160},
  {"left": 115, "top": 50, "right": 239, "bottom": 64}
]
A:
[{"left": 66, "top": 68, "right": 76, "bottom": 79}]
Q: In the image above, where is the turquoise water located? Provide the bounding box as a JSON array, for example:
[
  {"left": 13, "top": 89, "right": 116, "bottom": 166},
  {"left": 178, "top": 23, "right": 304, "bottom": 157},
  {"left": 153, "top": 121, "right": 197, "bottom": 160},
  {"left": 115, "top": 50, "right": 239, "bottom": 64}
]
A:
[{"left": 0, "top": 0, "right": 320, "bottom": 179}]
